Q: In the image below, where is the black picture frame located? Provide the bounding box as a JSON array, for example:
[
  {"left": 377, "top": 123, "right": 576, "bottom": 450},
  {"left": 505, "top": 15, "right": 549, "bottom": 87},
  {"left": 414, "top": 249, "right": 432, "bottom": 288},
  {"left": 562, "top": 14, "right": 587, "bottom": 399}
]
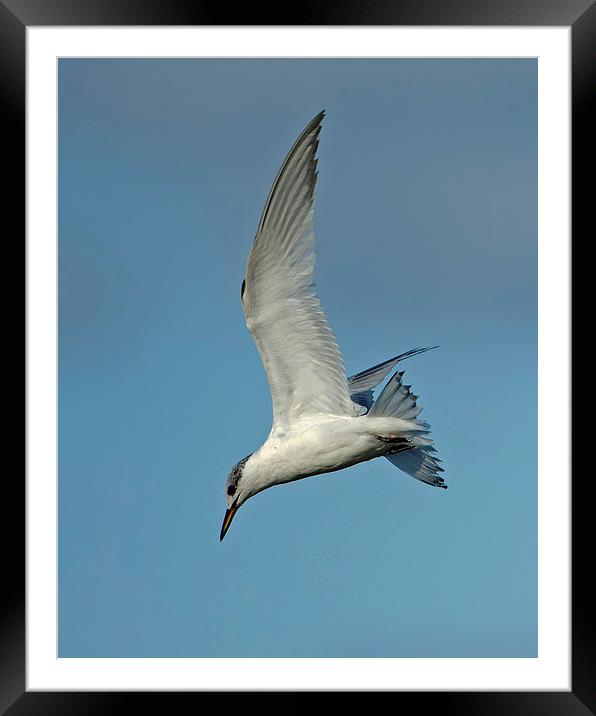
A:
[{"left": 9, "top": 0, "right": 590, "bottom": 711}]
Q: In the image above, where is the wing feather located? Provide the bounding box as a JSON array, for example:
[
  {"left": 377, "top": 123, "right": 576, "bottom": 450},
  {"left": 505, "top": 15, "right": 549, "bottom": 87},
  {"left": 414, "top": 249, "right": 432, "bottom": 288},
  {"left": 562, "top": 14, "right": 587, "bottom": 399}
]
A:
[
  {"left": 242, "top": 112, "right": 354, "bottom": 428},
  {"left": 348, "top": 347, "right": 437, "bottom": 394}
]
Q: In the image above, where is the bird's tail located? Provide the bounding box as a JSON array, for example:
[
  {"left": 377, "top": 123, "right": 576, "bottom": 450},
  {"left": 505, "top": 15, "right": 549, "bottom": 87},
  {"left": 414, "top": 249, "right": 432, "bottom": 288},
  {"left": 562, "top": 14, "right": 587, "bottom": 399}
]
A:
[{"left": 368, "top": 369, "right": 446, "bottom": 489}]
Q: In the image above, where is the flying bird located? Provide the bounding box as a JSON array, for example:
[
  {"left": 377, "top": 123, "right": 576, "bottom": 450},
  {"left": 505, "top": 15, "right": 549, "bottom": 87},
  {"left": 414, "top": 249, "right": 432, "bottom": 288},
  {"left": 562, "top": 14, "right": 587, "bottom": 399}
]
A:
[{"left": 220, "top": 111, "right": 445, "bottom": 541}]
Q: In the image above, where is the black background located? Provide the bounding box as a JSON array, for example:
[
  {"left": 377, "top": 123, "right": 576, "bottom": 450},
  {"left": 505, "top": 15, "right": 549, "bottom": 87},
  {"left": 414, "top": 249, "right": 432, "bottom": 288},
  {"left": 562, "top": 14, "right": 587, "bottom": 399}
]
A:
[{"left": 7, "top": 0, "right": 592, "bottom": 711}]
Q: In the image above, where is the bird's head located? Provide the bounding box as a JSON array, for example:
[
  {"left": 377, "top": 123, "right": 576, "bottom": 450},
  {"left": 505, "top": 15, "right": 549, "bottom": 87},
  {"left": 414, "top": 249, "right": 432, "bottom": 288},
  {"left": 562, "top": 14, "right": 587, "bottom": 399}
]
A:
[{"left": 220, "top": 453, "right": 254, "bottom": 541}]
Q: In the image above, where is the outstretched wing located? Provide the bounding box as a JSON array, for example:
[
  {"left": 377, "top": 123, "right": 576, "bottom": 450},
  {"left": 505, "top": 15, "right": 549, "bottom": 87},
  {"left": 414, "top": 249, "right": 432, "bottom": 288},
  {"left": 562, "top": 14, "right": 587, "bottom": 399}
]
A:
[
  {"left": 241, "top": 112, "right": 354, "bottom": 429},
  {"left": 348, "top": 347, "right": 438, "bottom": 414}
]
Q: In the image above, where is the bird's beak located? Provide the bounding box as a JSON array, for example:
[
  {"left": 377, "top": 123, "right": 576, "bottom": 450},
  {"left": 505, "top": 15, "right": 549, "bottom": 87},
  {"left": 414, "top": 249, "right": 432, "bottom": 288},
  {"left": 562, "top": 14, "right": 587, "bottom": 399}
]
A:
[{"left": 220, "top": 500, "right": 239, "bottom": 542}]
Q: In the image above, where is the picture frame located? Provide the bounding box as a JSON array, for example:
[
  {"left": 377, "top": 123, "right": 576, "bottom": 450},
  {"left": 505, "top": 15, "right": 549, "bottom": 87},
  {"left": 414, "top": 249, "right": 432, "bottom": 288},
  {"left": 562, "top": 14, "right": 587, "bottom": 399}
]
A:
[{"left": 9, "top": 0, "right": 589, "bottom": 710}]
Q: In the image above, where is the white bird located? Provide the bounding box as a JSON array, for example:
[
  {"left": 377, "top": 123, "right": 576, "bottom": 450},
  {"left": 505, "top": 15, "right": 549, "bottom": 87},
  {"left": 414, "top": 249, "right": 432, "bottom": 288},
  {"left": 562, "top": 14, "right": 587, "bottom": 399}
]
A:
[{"left": 220, "top": 111, "right": 445, "bottom": 541}]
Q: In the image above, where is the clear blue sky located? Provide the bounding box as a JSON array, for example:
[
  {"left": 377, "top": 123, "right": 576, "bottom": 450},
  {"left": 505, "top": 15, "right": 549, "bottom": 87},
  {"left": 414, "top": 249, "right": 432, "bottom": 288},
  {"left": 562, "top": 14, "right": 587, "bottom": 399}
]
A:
[{"left": 58, "top": 58, "right": 537, "bottom": 657}]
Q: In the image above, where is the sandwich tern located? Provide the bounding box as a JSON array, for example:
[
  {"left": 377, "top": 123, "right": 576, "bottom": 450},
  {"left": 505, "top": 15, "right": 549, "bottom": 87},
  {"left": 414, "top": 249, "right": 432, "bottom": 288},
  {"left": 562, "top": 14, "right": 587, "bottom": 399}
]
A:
[{"left": 220, "top": 111, "right": 445, "bottom": 541}]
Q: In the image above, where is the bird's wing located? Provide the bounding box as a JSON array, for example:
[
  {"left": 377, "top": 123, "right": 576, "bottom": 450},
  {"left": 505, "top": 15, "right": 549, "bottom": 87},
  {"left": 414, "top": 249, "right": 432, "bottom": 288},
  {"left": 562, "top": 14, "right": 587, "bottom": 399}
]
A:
[
  {"left": 241, "top": 111, "right": 354, "bottom": 429},
  {"left": 348, "top": 347, "right": 438, "bottom": 394},
  {"left": 347, "top": 347, "right": 437, "bottom": 416}
]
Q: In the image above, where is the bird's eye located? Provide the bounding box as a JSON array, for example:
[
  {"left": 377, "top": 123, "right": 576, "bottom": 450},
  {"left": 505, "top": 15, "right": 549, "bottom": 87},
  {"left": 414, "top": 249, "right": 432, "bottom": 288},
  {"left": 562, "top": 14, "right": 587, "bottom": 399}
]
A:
[{"left": 227, "top": 485, "right": 236, "bottom": 496}]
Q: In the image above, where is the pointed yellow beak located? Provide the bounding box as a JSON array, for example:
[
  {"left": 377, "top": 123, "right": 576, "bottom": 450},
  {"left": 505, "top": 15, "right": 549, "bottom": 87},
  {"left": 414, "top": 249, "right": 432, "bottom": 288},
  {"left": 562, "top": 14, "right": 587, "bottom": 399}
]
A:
[{"left": 220, "top": 500, "right": 239, "bottom": 541}]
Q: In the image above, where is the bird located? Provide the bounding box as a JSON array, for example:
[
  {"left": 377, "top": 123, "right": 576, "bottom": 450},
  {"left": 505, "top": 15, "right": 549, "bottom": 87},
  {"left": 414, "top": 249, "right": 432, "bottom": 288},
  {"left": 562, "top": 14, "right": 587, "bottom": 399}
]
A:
[{"left": 220, "top": 111, "right": 445, "bottom": 541}]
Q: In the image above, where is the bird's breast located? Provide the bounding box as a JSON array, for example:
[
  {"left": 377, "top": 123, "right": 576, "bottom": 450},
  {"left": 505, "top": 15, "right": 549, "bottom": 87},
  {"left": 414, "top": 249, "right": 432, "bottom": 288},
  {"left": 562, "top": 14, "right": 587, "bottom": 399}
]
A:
[{"left": 262, "top": 417, "right": 380, "bottom": 484}]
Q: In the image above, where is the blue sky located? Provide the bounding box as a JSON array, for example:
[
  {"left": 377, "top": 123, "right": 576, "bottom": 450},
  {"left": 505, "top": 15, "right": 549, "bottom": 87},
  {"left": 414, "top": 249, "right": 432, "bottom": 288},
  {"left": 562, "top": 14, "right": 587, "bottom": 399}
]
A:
[{"left": 58, "top": 58, "right": 537, "bottom": 657}]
